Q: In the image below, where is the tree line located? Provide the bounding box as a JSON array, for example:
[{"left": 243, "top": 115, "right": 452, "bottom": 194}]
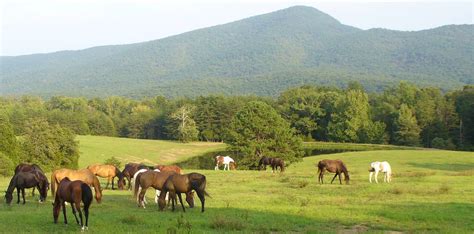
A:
[{"left": 1, "top": 82, "right": 473, "bottom": 173}]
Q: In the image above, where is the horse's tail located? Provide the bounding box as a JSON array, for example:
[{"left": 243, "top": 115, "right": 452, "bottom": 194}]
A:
[
  {"left": 81, "top": 183, "right": 93, "bottom": 207},
  {"left": 191, "top": 175, "right": 211, "bottom": 198},
  {"left": 51, "top": 171, "right": 57, "bottom": 197},
  {"left": 133, "top": 173, "right": 141, "bottom": 198}
]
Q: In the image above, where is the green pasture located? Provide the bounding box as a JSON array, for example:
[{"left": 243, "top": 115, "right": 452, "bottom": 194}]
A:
[
  {"left": 1, "top": 142, "right": 474, "bottom": 232},
  {"left": 76, "top": 135, "right": 226, "bottom": 168}
]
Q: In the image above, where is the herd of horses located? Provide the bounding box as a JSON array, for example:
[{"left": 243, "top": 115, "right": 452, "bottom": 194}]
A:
[{"left": 3, "top": 156, "right": 393, "bottom": 231}]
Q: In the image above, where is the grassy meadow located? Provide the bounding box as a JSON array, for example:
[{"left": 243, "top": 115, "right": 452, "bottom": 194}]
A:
[{"left": 1, "top": 137, "right": 474, "bottom": 233}]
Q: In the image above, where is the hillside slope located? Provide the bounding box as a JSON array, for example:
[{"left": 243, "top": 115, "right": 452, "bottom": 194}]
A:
[{"left": 1, "top": 6, "right": 472, "bottom": 97}]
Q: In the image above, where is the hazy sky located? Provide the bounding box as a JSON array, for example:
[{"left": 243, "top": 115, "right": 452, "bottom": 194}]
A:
[{"left": 1, "top": 0, "right": 472, "bottom": 56}]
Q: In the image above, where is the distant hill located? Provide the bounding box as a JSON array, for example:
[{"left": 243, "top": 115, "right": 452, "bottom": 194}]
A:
[{"left": 1, "top": 6, "right": 472, "bottom": 98}]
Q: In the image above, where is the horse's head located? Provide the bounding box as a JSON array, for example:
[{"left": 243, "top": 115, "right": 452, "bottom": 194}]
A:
[
  {"left": 117, "top": 173, "right": 125, "bottom": 190},
  {"left": 4, "top": 191, "right": 13, "bottom": 205},
  {"left": 53, "top": 201, "right": 61, "bottom": 223},
  {"left": 38, "top": 180, "right": 49, "bottom": 202},
  {"left": 185, "top": 191, "right": 195, "bottom": 208}
]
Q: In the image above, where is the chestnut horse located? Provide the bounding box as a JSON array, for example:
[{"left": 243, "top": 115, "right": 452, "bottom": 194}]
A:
[
  {"left": 87, "top": 164, "right": 125, "bottom": 190},
  {"left": 134, "top": 170, "right": 193, "bottom": 208},
  {"left": 258, "top": 156, "right": 285, "bottom": 172},
  {"left": 317, "top": 159, "right": 350, "bottom": 184},
  {"left": 155, "top": 165, "right": 182, "bottom": 174},
  {"left": 5, "top": 171, "right": 49, "bottom": 204},
  {"left": 51, "top": 169, "right": 102, "bottom": 203},
  {"left": 53, "top": 178, "right": 93, "bottom": 231},
  {"left": 159, "top": 173, "right": 209, "bottom": 213},
  {"left": 122, "top": 163, "right": 152, "bottom": 190}
]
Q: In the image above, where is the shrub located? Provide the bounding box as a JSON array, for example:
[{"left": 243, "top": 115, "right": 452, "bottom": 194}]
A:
[
  {"left": 104, "top": 156, "right": 121, "bottom": 168},
  {"left": 0, "top": 152, "right": 14, "bottom": 176}
]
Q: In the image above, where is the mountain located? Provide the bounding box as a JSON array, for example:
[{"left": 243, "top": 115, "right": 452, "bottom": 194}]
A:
[{"left": 1, "top": 6, "right": 473, "bottom": 98}]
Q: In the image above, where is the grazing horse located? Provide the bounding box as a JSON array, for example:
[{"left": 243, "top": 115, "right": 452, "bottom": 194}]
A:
[
  {"left": 214, "top": 156, "right": 236, "bottom": 171},
  {"left": 51, "top": 169, "right": 102, "bottom": 203},
  {"left": 5, "top": 171, "right": 49, "bottom": 204},
  {"left": 87, "top": 164, "right": 125, "bottom": 190},
  {"left": 131, "top": 168, "right": 166, "bottom": 205},
  {"left": 159, "top": 173, "right": 209, "bottom": 213},
  {"left": 53, "top": 178, "right": 93, "bottom": 231},
  {"left": 155, "top": 165, "right": 182, "bottom": 174},
  {"left": 134, "top": 170, "right": 191, "bottom": 209},
  {"left": 258, "top": 156, "right": 285, "bottom": 173},
  {"left": 122, "top": 163, "right": 152, "bottom": 190},
  {"left": 14, "top": 163, "right": 44, "bottom": 196},
  {"left": 369, "top": 161, "right": 392, "bottom": 183},
  {"left": 317, "top": 159, "right": 350, "bottom": 184}
]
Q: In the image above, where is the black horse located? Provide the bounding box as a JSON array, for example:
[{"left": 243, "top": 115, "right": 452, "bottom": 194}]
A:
[
  {"left": 14, "top": 163, "right": 45, "bottom": 196},
  {"left": 258, "top": 156, "right": 285, "bottom": 172},
  {"left": 5, "top": 171, "right": 49, "bottom": 204}
]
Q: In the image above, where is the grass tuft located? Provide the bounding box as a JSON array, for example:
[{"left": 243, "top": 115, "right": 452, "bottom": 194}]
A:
[{"left": 210, "top": 216, "right": 245, "bottom": 231}]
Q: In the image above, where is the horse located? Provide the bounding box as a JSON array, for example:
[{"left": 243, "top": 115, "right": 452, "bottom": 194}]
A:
[
  {"left": 51, "top": 168, "right": 102, "bottom": 203},
  {"left": 159, "top": 173, "right": 209, "bottom": 213},
  {"left": 155, "top": 165, "right": 182, "bottom": 174},
  {"left": 258, "top": 156, "right": 285, "bottom": 173},
  {"left": 214, "top": 156, "right": 236, "bottom": 171},
  {"left": 369, "top": 161, "right": 392, "bottom": 183},
  {"left": 131, "top": 168, "right": 167, "bottom": 205},
  {"left": 14, "top": 163, "right": 44, "bottom": 196},
  {"left": 87, "top": 164, "right": 125, "bottom": 190},
  {"left": 134, "top": 170, "right": 191, "bottom": 209},
  {"left": 122, "top": 163, "right": 152, "bottom": 190},
  {"left": 53, "top": 177, "right": 93, "bottom": 231},
  {"left": 5, "top": 171, "right": 49, "bottom": 204},
  {"left": 317, "top": 159, "right": 350, "bottom": 184}
]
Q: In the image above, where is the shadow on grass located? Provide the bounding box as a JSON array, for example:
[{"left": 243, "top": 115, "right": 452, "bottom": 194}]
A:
[{"left": 407, "top": 162, "right": 474, "bottom": 171}]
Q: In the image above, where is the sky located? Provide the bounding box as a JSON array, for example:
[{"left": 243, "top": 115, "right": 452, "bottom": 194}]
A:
[{"left": 1, "top": 0, "right": 472, "bottom": 56}]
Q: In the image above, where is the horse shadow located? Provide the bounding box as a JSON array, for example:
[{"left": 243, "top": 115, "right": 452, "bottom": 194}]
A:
[{"left": 407, "top": 162, "right": 473, "bottom": 171}]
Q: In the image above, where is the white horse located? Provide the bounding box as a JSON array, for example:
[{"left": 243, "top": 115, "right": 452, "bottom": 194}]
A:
[
  {"left": 369, "top": 161, "right": 392, "bottom": 183},
  {"left": 132, "top": 168, "right": 167, "bottom": 206},
  {"left": 215, "top": 155, "right": 235, "bottom": 171}
]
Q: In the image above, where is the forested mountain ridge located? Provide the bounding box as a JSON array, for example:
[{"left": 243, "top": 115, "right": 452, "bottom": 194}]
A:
[{"left": 1, "top": 6, "right": 472, "bottom": 97}]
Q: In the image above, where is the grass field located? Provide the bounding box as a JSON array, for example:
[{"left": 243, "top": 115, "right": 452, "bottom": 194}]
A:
[
  {"left": 76, "top": 135, "right": 226, "bottom": 168},
  {"left": 1, "top": 138, "right": 473, "bottom": 233}
]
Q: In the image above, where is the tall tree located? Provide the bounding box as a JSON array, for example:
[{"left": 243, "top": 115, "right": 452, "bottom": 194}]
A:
[
  {"left": 169, "top": 105, "right": 199, "bottom": 142},
  {"left": 394, "top": 104, "right": 421, "bottom": 146},
  {"left": 226, "top": 101, "right": 303, "bottom": 168}
]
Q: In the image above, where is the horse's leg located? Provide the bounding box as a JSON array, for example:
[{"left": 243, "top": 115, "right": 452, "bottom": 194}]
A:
[
  {"left": 32, "top": 187, "right": 35, "bottom": 196},
  {"left": 338, "top": 173, "right": 342, "bottom": 184},
  {"left": 105, "top": 177, "right": 110, "bottom": 190},
  {"left": 70, "top": 203, "right": 80, "bottom": 224},
  {"left": 331, "top": 173, "right": 338, "bottom": 184},
  {"left": 196, "top": 190, "right": 205, "bottom": 213},
  {"left": 16, "top": 188, "right": 20, "bottom": 204},
  {"left": 84, "top": 203, "right": 89, "bottom": 230},
  {"left": 111, "top": 176, "right": 115, "bottom": 190},
  {"left": 138, "top": 187, "right": 146, "bottom": 208},
  {"left": 21, "top": 188, "right": 26, "bottom": 204},
  {"left": 369, "top": 171, "right": 373, "bottom": 183},
  {"left": 319, "top": 172, "right": 323, "bottom": 184},
  {"left": 75, "top": 201, "right": 83, "bottom": 230},
  {"left": 170, "top": 191, "right": 176, "bottom": 211},
  {"left": 62, "top": 202, "right": 68, "bottom": 224},
  {"left": 177, "top": 193, "right": 185, "bottom": 212},
  {"left": 374, "top": 170, "right": 379, "bottom": 184}
]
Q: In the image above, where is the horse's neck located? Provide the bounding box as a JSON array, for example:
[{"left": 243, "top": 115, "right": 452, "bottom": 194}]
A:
[{"left": 6, "top": 175, "right": 18, "bottom": 193}]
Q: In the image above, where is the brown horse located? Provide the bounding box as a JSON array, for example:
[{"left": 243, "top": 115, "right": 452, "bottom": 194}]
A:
[
  {"left": 122, "top": 163, "right": 152, "bottom": 190},
  {"left": 87, "top": 164, "right": 125, "bottom": 190},
  {"left": 159, "top": 173, "right": 209, "bottom": 213},
  {"left": 134, "top": 170, "right": 194, "bottom": 208},
  {"left": 5, "top": 171, "right": 49, "bottom": 204},
  {"left": 155, "top": 165, "right": 182, "bottom": 174},
  {"left": 317, "top": 159, "right": 350, "bottom": 184},
  {"left": 53, "top": 177, "right": 93, "bottom": 231},
  {"left": 51, "top": 169, "right": 102, "bottom": 203},
  {"left": 258, "top": 156, "right": 285, "bottom": 172},
  {"left": 13, "top": 163, "right": 46, "bottom": 196}
]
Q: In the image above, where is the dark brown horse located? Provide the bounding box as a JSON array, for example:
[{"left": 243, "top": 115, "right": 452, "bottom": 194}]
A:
[
  {"left": 51, "top": 169, "right": 102, "bottom": 203},
  {"left": 317, "top": 159, "right": 350, "bottom": 184},
  {"left": 258, "top": 156, "right": 285, "bottom": 172},
  {"left": 155, "top": 165, "right": 183, "bottom": 174},
  {"left": 122, "top": 163, "right": 152, "bottom": 190},
  {"left": 5, "top": 171, "right": 49, "bottom": 204},
  {"left": 14, "top": 163, "right": 45, "bottom": 196},
  {"left": 53, "top": 178, "right": 93, "bottom": 231},
  {"left": 87, "top": 164, "right": 125, "bottom": 190},
  {"left": 159, "top": 173, "right": 209, "bottom": 213},
  {"left": 134, "top": 170, "right": 193, "bottom": 208}
]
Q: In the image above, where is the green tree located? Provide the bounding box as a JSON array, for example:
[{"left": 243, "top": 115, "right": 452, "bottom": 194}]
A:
[
  {"left": 226, "top": 101, "right": 303, "bottom": 168},
  {"left": 394, "top": 104, "right": 421, "bottom": 146},
  {"left": 455, "top": 85, "right": 474, "bottom": 149},
  {"left": 169, "top": 105, "right": 199, "bottom": 142},
  {"left": 21, "top": 118, "right": 80, "bottom": 171},
  {"left": 0, "top": 114, "right": 21, "bottom": 175}
]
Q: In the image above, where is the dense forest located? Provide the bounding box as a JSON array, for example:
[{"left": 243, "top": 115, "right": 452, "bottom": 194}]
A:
[
  {"left": 1, "top": 6, "right": 472, "bottom": 97},
  {"left": 1, "top": 82, "right": 473, "bottom": 174}
]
